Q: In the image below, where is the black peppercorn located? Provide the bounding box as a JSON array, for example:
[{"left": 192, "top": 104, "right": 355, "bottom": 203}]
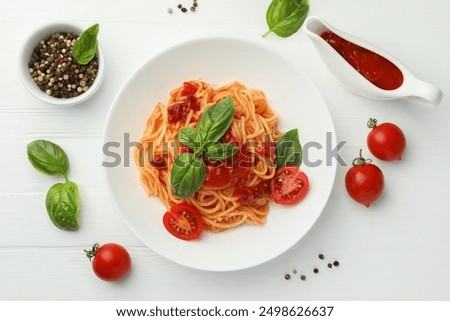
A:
[
  {"left": 313, "top": 268, "right": 319, "bottom": 273},
  {"left": 333, "top": 261, "right": 340, "bottom": 267},
  {"left": 327, "top": 263, "right": 333, "bottom": 268},
  {"left": 319, "top": 254, "right": 325, "bottom": 260},
  {"left": 177, "top": 4, "right": 182, "bottom": 8},
  {"left": 285, "top": 274, "right": 291, "bottom": 280},
  {"left": 181, "top": 7, "right": 187, "bottom": 12},
  {"left": 300, "top": 275, "right": 306, "bottom": 281}
]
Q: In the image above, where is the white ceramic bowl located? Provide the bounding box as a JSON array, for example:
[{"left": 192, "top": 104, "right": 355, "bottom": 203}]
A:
[
  {"left": 103, "top": 37, "right": 337, "bottom": 271},
  {"left": 19, "top": 22, "right": 104, "bottom": 106}
]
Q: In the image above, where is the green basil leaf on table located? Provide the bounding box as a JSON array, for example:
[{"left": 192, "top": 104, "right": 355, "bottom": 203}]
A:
[
  {"left": 178, "top": 127, "right": 203, "bottom": 155},
  {"left": 71, "top": 23, "right": 100, "bottom": 65},
  {"left": 46, "top": 181, "right": 80, "bottom": 231},
  {"left": 170, "top": 153, "right": 206, "bottom": 198},
  {"left": 276, "top": 128, "right": 302, "bottom": 168},
  {"left": 204, "top": 143, "right": 239, "bottom": 161},
  {"left": 196, "top": 96, "right": 235, "bottom": 144},
  {"left": 27, "top": 139, "right": 69, "bottom": 177},
  {"left": 263, "top": 0, "right": 310, "bottom": 38}
]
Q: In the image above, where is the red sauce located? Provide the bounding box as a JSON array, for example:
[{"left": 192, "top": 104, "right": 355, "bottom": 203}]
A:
[
  {"left": 320, "top": 31, "right": 403, "bottom": 90},
  {"left": 234, "top": 180, "right": 271, "bottom": 206},
  {"left": 150, "top": 154, "right": 167, "bottom": 169},
  {"left": 167, "top": 95, "right": 200, "bottom": 123}
]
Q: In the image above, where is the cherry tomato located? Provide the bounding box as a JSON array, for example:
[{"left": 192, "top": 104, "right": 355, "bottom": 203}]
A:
[
  {"left": 84, "top": 243, "right": 131, "bottom": 282},
  {"left": 180, "top": 82, "right": 198, "bottom": 96},
  {"left": 163, "top": 203, "right": 203, "bottom": 240},
  {"left": 345, "top": 150, "right": 385, "bottom": 207},
  {"left": 367, "top": 118, "right": 406, "bottom": 161},
  {"left": 271, "top": 166, "right": 309, "bottom": 205}
]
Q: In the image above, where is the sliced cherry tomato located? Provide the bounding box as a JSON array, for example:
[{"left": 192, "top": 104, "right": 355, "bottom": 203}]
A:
[
  {"left": 84, "top": 243, "right": 132, "bottom": 282},
  {"left": 345, "top": 150, "right": 384, "bottom": 207},
  {"left": 271, "top": 166, "right": 309, "bottom": 205},
  {"left": 367, "top": 118, "right": 406, "bottom": 161},
  {"left": 163, "top": 203, "right": 203, "bottom": 240},
  {"left": 181, "top": 82, "right": 198, "bottom": 96}
]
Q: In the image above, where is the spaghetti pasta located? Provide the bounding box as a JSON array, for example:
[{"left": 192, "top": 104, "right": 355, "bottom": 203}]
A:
[{"left": 134, "top": 81, "right": 283, "bottom": 232}]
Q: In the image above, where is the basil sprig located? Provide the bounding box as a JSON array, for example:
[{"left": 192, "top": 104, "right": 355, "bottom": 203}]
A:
[
  {"left": 171, "top": 96, "right": 237, "bottom": 198},
  {"left": 72, "top": 23, "right": 100, "bottom": 65},
  {"left": 27, "top": 140, "right": 81, "bottom": 231},
  {"left": 263, "top": 0, "right": 310, "bottom": 38},
  {"left": 276, "top": 128, "right": 302, "bottom": 168}
]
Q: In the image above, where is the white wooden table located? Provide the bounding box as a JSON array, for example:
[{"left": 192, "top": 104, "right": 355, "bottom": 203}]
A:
[{"left": 1, "top": 0, "right": 449, "bottom": 300}]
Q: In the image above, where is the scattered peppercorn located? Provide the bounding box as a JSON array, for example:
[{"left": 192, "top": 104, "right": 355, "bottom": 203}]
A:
[
  {"left": 28, "top": 32, "right": 98, "bottom": 99},
  {"left": 300, "top": 275, "right": 306, "bottom": 281},
  {"left": 167, "top": 8, "right": 173, "bottom": 14},
  {"left": 333, "top": 261, "right": 340, "bottom": 267},
  {"left": 177, "top": 4, "right": 182, "bottom": 8},
  {"left": 285, "top": 274, "right": 291, "bottom": 280},
  {"left": 319, "top": 254, "right": 325, "bottom": 260},
  {"left": 190, "top": 6, "right": 196, "bottom": 12},
  {"left": 327, "top": 263, "right": 333, "bottom": 268},
  {"left": 313, "top": 268, "right": 319, "bottom": 274},
  {"left": 292, "top": 269, "right": 297, "bottom": 274},
  {"left": 193, "top": 2, "right": 198, "bottom": 7},
  {"left": 181, "top": 7, "right": 187, "bottom": 12}
]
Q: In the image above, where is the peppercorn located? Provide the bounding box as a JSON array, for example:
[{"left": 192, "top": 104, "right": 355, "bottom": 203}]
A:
[
  {"left": 284, "top": 274, "right": 291, "bottom": 280},
  {"left": 28, "top": 31, "right": 98, "bottom": 99},
  {"left": 190, "top": 6, "right": 196, "bottom": 12},
  {"left": 177, "top": 4, "right": 182, "bottom": 8},
  {"left": 300, "top": 275, "right": 306, "bottom": 281},
  {"left": 313, "top": 268, "right": 319, "bottom": 273},
  {"left": 319, "top": 254, "right": 325, "bottom": 260},
  {"left": 327, "top": 263, "right": 333, "bottom": 268},
  {"left": 193, "top": 2, "right": 198, "bottom": 7},
  {"left": 181, "top": 7, "right": 187, "bottom": 12},
  {"left": 333, "top": 261, "right": 340, "bottom": 267}
]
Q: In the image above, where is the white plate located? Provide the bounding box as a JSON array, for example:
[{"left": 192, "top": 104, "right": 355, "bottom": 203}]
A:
[{"left": 103, "top": 37, "right": 336, "bottom": 271}]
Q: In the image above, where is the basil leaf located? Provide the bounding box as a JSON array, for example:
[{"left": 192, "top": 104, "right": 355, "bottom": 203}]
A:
[
  {"left": 178, "top": 127, "right": 203, "bottom": 155},
  {"left": 263, "top": 0, "right": 310, "bottom": 38},
  {"left": 170, "top": 153, "right": 206, "bottom": 198},
  {"left": 46, "top": 181, "right": 80, "bottom": 231},
  {"left": 71, "top": 23, "right": 99, "bottom": 65},
  {"left": 276, "top": 128, "right": 302, "bottom": 168},
  {"left": 197, "top": 96, "right": 235, "bottom": 145},
  {"left": 27, "top": 140, "right": 69, "bottom": 177},
  {"left": 204, "top": 144, "right": 238, "bottom": 161}
]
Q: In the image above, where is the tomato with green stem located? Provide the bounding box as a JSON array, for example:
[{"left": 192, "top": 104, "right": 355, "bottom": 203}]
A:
[
  {"left": 84, "top": 243, "right": 132, "bottom": 282},
  {"left": 345, "top": 150, "right": 385, "bottom": 207},
  {"left": 367, "top": 118, "right": 406, "bottom": 161}
]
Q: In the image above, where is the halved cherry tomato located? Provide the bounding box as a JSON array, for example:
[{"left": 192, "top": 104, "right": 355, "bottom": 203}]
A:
[
  {"left": 163, "top": 203, "right": 203, "bottom": 240},
  {"left": 271, "top": 166, "right": 309, "bottom": 205},
  {"left": 181, "top": 82, "right": 198, "bottom": 96}
]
